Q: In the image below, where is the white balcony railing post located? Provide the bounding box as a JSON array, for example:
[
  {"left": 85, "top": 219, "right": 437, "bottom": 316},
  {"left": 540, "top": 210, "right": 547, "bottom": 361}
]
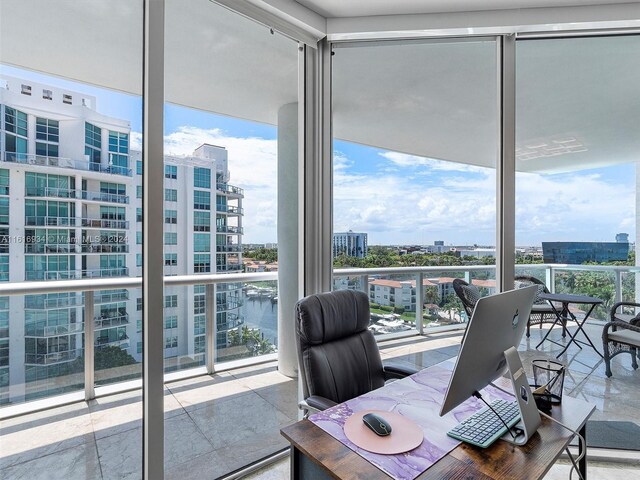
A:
[
  {"left": 416, "top": 272, "right": 424, "bottom": 335},
  {"left": 206, "top": 283, "right": 216, "bottom": 374},
  {"left": 615, "top": 269, "right": 623, "bottom": 303},
  {"left": 361, "top": 274, "right": 369, "bottom": 295},
  {"left": 84, "top": 290, "right": 95, "bottom": 400},
  {"left": 546, "top": 266, "right": 554, "bottom": 293}
]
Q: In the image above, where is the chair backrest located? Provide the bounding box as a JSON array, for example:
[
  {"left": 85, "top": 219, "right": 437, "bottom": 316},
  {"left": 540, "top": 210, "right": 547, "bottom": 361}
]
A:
[
  {"left": 295, "top": 290, "right": 385, "bottom": 405},
  {"left": 514, "top": 275, "right": 549, "bottom": 304},
  {"left": 452, "top": 278, "right": 481, "bottom": 318}
]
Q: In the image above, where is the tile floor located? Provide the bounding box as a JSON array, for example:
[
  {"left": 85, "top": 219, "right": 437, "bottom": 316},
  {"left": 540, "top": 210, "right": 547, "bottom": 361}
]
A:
[{"left": 1, "top": 324, "right": 639, "bottom": 479}]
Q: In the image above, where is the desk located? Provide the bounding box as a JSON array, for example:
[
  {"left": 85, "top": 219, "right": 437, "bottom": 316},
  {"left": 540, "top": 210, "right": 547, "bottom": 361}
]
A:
[
  {"left": 536, "top": 293, "right": 604, "bottom": 359},
  {"left": 282, "top": 393, "right": 594, "bottom": 480}
]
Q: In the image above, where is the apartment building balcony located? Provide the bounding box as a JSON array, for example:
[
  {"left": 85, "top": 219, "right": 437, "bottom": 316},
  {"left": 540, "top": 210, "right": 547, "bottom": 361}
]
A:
[
  {"left": 216, "top": 264, "right": 242, "bottom": 272},
  {"left": 217, "top": 314, "right": 244, "bottom": 331},
  {"left": 81, "top": 244, "right": 129, "bottom": 254},
  {"left": 81, "top": 268, "right": 129, "bottom": 278},
  {"left": 80, "top": 190, "right": 129, "bottom": 204},
  {"left": 93, "top": 290, "right": 129, "bottom": 303},
  {"left": 215, "top": 204, "right": 243, "bottom": 215},
  {"left": 94, "top": 313, "right": 129, "bottom": 330},
  {"left": 216, "top": 244, "right": 241, "bottom": 253},
  {"left": 25, "top": 216, "right": 76, "bottom": 227},
  {"left": 25, "top": 186, "right": 77, "bottom": 199},
  {"left": 25, "top": 322, "right": 84, "bottom": 337},
  {"left": 24, "top": 349, "right": 78, "bottom": 366},
  {"left": 81, "top": 218, "right": 129, "bottom": 229},
  {"left": 25, "top": 295, "right": 80, "bottom": 309},
  {"left": 24, "top": 244, "right": 79, "bottom": 254},
  {"left": 1, "top": 152, "right": 131, "bottom": 177},
  {"left": 216, "top": 298, "right": 241, "bottom": 311},
  {"left": 216, "top": 183, "right": 244, "bottom": 197},
  {"left": 216, "top": 225, "right": 243, "bottom": 234}
]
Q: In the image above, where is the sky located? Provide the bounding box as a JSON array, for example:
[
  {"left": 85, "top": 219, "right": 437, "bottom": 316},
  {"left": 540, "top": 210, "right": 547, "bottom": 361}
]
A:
[{"left": 2, "top": 64, "right": 636, "bottom": 246}]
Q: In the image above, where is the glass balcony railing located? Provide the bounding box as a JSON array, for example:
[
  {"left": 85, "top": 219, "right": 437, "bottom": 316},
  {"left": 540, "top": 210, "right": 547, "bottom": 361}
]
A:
[
  {"left": 216, "top": 183, "right": 244, "bottom": 196},
  {"left": 81, "top": 218, "right": 129, "bottom": 229},
  {"left": 216, "top": 204, "right": 243, "bottom": 215},
  {"left": 25, "top": 295, "right": 80, "bottom": 309},
  {"left": 81, "top": 244, "right": 129, "bottom": 253},
  {"left": 24, "top": 216, "right": 76, "bottom": 227},
  {"left": 80, "top": 190, "right": 129, "bottom": 204},
  {"left": 216, "top": 225, "right": 243, "bottom": 234},
  {"left": 25, "top": 322, "right": 84, "bottom": 337},
  {"left": 24, "top": 244, "right": 79, "bottom": 254},
  {"left": 2, "top": 152, "right": 131, "bottom": 177},
  {"left": 25, "top": 186, "right": 76, "bottom": 199},
  {"left": 93, "top": 290, "right": 129, "bottom": 303},
  {"left": 216, "top": 244, "right": 242, "bottom": 253},
  {"left": 95, "top": 313, "right": 129, "bottom": 329},
  {"left": 25, "top": 350, "right": 79, "bottom": 365},
  {"left": 82, "top": 268, "right": 129, "bottom": 278}
]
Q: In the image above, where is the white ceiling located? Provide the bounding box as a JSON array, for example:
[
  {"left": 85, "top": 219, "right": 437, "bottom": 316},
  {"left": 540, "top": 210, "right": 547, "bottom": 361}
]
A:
[
  {"left": 1, "top": 0, "right": 639, "bottom": 174},
  {"left": 295, "top": 0, "right": 635, "bottom": 18}
]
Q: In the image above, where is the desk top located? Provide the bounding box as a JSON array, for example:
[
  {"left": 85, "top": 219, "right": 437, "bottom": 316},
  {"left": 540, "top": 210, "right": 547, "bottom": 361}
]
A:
[
  {"left": 282, "top": 390, "right": 594, "bottom": 480},
  {"left": 538, "top": 292, "right": 603, "bottom": 305}
]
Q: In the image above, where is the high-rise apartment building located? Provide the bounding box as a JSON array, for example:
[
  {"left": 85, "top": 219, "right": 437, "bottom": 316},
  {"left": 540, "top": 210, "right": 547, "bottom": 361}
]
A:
[
  {"left": 333, "top": 230, "right": 368, "bottom": 258},
  {"left": 0, "top": 76, "right": 243, "bottom": 403}
]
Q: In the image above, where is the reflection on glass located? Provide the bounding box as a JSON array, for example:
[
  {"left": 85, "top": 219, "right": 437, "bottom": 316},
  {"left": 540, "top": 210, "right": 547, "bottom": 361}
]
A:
[
  {"left": 331, "top": 39, "right": 499, "bottom": 327},
  {"left": 515, "top": 36, "right": 640, "bottom": 320}
]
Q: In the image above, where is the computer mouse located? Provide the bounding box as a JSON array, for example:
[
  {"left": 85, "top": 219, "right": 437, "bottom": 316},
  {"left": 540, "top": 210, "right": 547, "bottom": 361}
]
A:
[{"left": 362, "top": 413, "right": 392, "bottom": 436}]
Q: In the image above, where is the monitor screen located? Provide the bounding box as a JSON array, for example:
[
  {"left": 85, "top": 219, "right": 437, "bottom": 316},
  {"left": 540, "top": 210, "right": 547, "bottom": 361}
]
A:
[{"left": 439, "top": 286, "right": 537, "bottom": 416}]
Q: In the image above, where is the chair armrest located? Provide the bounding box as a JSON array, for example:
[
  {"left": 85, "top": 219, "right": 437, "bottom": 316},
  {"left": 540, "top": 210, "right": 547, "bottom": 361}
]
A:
[
  {"left": 383, "top": 362, "right": 419, "bottom": 380},
  {"left": 603, "top": 320, "right": 640, "bottom": 341},
  {"left": 303, "top": 395, "right": 338, "bottom": 412},
  {"left": 610, "top": 302, "right": 640, "bottom": 322}
]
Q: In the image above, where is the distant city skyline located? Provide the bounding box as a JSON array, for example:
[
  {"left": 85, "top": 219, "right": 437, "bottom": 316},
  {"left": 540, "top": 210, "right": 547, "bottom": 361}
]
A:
[{"left": 4, "top": 63, "right": 635, "bottom": 247}]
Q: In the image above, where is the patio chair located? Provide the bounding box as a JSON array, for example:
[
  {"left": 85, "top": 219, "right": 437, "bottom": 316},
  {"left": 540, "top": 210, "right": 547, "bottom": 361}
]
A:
[
  {"left": 603, "top": 301, "right": 640, "bottom": 377},
  {"left": 452, "top": 278, "right": 481, "bottom": 319},
  {"left": 294, "top": 289, "right": 418, "bottom": 416},
  {"left": 514, "top": 275, "right": 561, "bottom": 338}
]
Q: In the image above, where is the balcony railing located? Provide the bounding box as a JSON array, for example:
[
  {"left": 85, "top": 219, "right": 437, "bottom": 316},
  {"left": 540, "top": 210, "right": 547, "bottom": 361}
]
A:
[
  {"left": 81, "top": 244, "right": 129, "bottom": 253},
  {"left": 216, "top": 264, "right": 243, "bottom": 272},
  {"left": 216, "top": 183, "right": 244, "bottom": 196},
  {"left": 25, "top": 322, "right": 84, "bottom": 337},
  {"left": 25, "top": 216, "right": 76, "bottom": 227},
  {"left": 25, "top": 350, "right": 79, "bottom": 365},
  {"left": 2, "top": 152, "right": 131, "bottom": 177},
  {"left": 25, "top": 268, "right": 130, "bottom": 281},
  {"left": 216, "top": 204, "right": 243, "bottom": 215},
  {"left": 2, "top": 263, "right": 638, "bottom": 414},
  {"left": 24, "top": 244, "right": 79, "bottom": 254},
  {"left": 81, "top": 218, "right": 129, "bottom": 229},
  {"left": 216, "top": 225, "right": 243, "bottom": 234},
  {"left": 81, "top": 190, "right": 129, "bottom": 204},
  {"left": 216, "top": 245, "right": 242, "bottom": 253},
  {"left": 25, "top": 295, "right": 80, "bottom": 309},
  {"left": 95, "top": 313, "right": 129, "bottom": 329},
  {"left": 93, "top": 290, "right": 129, "bottom": 303},
  {"left": 25, "top": 186, "right": 76, "bottom": 199}
]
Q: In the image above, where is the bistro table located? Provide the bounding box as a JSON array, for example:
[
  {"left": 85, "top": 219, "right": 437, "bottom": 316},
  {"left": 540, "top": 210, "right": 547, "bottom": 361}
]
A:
[{"left": 536, "top": 292, "right": 604, "bottom": 359}]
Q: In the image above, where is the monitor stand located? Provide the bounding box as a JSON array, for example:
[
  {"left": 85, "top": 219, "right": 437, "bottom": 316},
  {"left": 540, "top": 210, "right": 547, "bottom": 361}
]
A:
[{"left": 500, "top": 346, "right": 541, "bottom": 446}]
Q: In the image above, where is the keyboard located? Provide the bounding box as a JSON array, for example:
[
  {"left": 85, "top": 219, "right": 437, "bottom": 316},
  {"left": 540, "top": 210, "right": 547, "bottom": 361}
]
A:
[{"left": 447, "top": 399, "right": 521, "bottom": 448}]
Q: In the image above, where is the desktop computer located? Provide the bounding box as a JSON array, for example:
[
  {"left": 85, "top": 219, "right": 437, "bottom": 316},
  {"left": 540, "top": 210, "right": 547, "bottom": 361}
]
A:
[{"left": 440, "top": 285, "right": 540, "bottom": 447}]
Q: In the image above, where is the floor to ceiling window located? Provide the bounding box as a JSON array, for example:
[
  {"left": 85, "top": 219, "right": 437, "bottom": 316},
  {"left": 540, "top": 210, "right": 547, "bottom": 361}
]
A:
[{"left": 331, "top": 38, "right": 499, "bottom": 331}]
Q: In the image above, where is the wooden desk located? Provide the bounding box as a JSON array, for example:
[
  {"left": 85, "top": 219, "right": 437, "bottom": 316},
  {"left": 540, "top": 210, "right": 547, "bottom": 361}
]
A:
[{"left": 281, "top": 395, "right": 594, "bottom": 480}]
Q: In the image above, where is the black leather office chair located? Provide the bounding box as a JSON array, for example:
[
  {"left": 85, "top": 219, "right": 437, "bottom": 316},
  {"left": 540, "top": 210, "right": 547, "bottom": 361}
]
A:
[{"left": 295, "top": 289, "right": 418, "bottom": 415}]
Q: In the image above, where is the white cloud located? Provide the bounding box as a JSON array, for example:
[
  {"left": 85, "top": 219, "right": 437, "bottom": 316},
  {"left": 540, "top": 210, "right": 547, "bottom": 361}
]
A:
[{"left": 379, "top": 151, "right": 489, "bottom": 173}]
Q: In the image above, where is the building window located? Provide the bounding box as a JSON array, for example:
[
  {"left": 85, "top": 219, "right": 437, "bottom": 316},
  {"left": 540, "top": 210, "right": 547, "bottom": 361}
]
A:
[
  {"left": 137, "top": 186, "right": 142, "bottom": 199},
  {"left": 136, "top": 232, "right": 142, "bottom": 245},
  {"left": 108, "top": 131, "right": 129, "bottom": 172},
  {"left": 137, "top": 298, "right": 143, "bottom": 311},
  {"left": 85, "top": 122, "right": 102, "bottom": 165},
  {"left": 165, "top": 165, "right": 177, "bottom": 179},
  {"left": 164, "top": 295, "right": 178, "bottom": 308},
  {"left": 194, "top": 211, "right": 210, "bottom": 232},
  {"left": 164, "top": 315, "right": 178, "bottom": 329},
  {"left": 100, "top": 182, "right": 125, "bottom": 196},
  {"left": 194, "top": 254, "right": 210, "bottom": 273},
  {"left": 194, "top": 190, "right": 210, "bottom": 210},
  {"left": 136, "top": 208, "right": 142, "bottom": 222},
  {"left": 165, "top": 336, "right": 178, "bottom": 349},
  {"left": 193, "top": 233, "right": 210, "bottom": 252},
  {"left": 165, "top": 210, "right": 177, "bottom": 224},
  {"left": 164, "top": 232, "right": 177, "bottom": 245},
  {"left": 42, "top": 89, "right": 53, "bottom": 100},
  {"left": 4, "top": 107, "right": 28, "bottom": 161},
  {"left": 194, "top": 292, "right": 205, "bottom": 315},
  {"left": 194, "top": 336, "right": 205, "bottom": 354},
  {"left": 21, "top": 84, "right": 32, "bottom": 95},
  {"left": 136, "top": 160, "right": 143, "bottom": 175},
  {"left": 194, "top": 167, "right": 211, "bottom": 189},
  {"left": 164, "top": 188, "right": 177, "bottom": 202},
  {"left": 0, "top": 170, "right": 9, "bottom": 195},
  {"left": 164, "top": 253, "right": 177, "bottom": 267},
  {"left": 136, "top": 253, "right": 142, "bottom": 267},
  {"left": 0, "top": 198, "right": 8, "bottom": 226},
  {"left": 137, "top": 341, "right": 143, "bottom": 354},
  {"left": 63, "top": 94, "right": 73, "bottom": 104}
]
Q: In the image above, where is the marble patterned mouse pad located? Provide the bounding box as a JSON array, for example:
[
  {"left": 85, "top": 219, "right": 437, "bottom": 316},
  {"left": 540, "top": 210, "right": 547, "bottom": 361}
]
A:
[{"left": 308, "top": 360, "right": 515, "bottom": 480}]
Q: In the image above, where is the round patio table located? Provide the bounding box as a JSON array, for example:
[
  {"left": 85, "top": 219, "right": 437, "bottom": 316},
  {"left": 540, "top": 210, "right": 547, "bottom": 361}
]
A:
[{"left": 536, "top": 292, "right": 604, "bottom": 359}]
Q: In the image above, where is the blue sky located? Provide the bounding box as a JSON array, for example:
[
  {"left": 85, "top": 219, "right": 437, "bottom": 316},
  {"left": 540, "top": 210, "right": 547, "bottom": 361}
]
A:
[{"left": 3, "top": 64, "right": 636, "bottom": 246}]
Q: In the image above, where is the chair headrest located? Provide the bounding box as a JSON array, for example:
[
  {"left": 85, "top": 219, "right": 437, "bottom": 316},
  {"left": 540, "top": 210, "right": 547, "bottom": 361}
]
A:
[{"left": 296, "top": 290, "right": 371, "bottom": 345}]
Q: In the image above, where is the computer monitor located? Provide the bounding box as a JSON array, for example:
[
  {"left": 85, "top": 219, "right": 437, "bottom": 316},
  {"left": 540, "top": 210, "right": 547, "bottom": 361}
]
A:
[{"left": 440, "top": 286, "right": 537, "bottom": 418}]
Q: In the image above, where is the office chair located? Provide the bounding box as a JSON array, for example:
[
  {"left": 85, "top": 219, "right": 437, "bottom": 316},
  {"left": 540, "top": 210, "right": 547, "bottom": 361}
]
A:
[{"left": 295, "top": 289, "right": 418, "bottom": 416}]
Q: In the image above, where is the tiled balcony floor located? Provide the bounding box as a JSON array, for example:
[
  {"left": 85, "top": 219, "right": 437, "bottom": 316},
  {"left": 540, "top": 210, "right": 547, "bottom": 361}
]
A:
[{"left": 1, "top": 324, "right": 639, "bottom": 479}]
